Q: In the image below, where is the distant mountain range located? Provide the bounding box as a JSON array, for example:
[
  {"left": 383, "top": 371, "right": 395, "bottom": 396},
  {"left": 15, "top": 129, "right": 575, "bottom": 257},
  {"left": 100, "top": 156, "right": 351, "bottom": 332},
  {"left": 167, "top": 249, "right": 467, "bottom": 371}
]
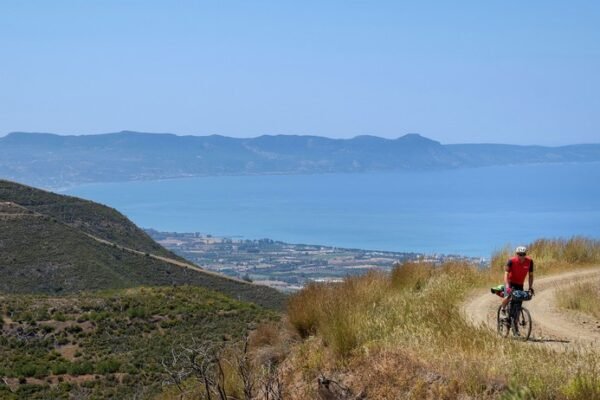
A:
[{"left": 1, "top": 131, "right": 599, "bottom": 187}]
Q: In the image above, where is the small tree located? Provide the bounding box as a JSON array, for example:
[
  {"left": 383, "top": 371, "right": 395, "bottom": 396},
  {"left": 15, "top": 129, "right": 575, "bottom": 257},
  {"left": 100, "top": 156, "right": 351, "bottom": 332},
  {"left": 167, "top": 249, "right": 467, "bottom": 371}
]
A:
[
  {"left": 162, "top": 332, "right": 285, "bottom": 400},
  {"left": 162, "top": 338, "right": 229, "bottom": 400}
]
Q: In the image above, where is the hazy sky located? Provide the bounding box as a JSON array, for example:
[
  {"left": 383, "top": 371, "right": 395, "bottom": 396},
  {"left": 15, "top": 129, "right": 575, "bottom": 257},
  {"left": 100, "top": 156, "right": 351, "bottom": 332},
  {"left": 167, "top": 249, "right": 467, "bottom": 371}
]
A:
[{"left": 1, "top": 1, "right": 599, "bottom": 144}]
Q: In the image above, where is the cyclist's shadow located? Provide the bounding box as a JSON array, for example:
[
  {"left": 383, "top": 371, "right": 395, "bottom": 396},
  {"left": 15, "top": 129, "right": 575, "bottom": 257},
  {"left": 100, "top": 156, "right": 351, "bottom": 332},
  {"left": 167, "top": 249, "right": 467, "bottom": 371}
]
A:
[{"left": 526, "top": 336, "right": 570, "bottom": 344}]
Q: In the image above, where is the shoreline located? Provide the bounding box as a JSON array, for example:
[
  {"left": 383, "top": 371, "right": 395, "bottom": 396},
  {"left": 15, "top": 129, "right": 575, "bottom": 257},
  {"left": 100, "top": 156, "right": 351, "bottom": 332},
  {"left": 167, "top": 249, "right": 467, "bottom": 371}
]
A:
[{"left": 147, "top": 229, "right": 486, "bottom": 292}]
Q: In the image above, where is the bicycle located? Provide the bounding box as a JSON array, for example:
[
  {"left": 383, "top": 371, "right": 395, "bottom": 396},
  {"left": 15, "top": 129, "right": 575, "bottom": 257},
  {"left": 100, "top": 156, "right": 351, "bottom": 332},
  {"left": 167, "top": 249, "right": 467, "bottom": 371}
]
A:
[{"left": 496, "top": 289, "right": 533, "bottom": 340}]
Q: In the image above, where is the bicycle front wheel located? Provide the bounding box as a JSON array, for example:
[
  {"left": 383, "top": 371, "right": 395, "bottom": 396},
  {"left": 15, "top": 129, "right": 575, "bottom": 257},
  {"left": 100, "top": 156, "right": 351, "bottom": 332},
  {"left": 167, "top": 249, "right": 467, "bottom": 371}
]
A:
[{"left": 514, "top": 307, "right": 532, "bottom": 341}]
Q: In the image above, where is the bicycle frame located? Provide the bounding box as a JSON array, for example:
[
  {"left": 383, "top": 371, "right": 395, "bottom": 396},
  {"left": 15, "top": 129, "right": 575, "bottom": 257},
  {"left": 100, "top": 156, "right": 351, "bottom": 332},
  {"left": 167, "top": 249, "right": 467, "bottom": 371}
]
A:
[{"left": 508, "top": 298, "right": 523, "bottom": 322}]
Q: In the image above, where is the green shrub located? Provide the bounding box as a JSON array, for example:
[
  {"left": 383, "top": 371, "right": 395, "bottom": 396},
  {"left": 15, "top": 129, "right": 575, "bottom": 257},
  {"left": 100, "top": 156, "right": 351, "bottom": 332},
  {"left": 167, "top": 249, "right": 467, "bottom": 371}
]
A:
[
  {"left": 15, "top": 362, "right": 48, "bottom": 378},
  {"left": 68, "top": 361, "right": 94, "bottom": 376},
  {"left": 89, "top": 311, "right": 110, "bottom": 321},
  {"left": 53, "top": 312, "right": 67, "bottom": 322},
  {"left": 127, "top": 306, "right": 148, "bottom": 319},
  {"left": 50, "top": 362, "right": 69, "bottom": 375},
  {"left": 56, "top": 337, "right": 69, "bottom": 346},
  {"left": 96, "top": 359, "right": 121, "bottom": 374}
]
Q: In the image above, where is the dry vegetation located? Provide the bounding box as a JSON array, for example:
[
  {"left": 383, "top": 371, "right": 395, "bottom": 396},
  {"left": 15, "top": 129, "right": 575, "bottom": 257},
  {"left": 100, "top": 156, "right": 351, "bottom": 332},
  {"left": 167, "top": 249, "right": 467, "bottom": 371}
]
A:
[
  {"left": 558, "top": 280, "right": 600, "bottom": 319},
  {"left": 155, "top": 321, "right": 297, "bottom": 400},
  {"left": 490, "top": 237, "right": 600, "bottom": 273},
  {"left": 283, "top": 237, "right": 600, "bottom": 399}
]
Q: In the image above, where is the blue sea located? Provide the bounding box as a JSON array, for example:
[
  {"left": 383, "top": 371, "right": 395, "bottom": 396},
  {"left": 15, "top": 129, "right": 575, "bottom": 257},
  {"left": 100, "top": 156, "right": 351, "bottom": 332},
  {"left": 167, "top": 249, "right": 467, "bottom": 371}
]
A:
[{"left": 63, "top": 163, "right": 600, "bottom": 258}]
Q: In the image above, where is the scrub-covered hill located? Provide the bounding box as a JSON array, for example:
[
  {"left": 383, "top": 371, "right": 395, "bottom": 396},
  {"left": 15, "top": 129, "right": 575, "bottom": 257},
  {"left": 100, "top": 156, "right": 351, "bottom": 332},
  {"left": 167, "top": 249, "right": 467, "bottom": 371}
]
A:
[
  {"left": 0, "top": 179, "right": 173, "bottom": 257},
  {"left": 0, "top": 286, "right": 278, "bottom": 399},
  {"left": 0, "top": 180, "right": 286, "bottom": 310}
]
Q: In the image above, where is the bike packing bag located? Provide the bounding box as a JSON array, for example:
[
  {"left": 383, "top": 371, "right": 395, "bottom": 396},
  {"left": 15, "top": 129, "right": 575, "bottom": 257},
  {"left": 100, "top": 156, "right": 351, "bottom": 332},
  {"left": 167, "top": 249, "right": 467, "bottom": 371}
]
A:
[
  {"left": 511, "top": 290, "right": 532, "bottom": 301},
  {"left": 490, "top": 284, "right": 505, "bottom": 298}
]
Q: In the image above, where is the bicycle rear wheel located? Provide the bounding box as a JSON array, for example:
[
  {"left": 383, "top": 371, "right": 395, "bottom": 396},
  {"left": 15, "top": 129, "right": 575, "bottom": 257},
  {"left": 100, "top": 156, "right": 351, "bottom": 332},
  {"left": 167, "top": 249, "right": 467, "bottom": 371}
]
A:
[{"left": 496, "top": 305, "right": 510, "bottom": 338}]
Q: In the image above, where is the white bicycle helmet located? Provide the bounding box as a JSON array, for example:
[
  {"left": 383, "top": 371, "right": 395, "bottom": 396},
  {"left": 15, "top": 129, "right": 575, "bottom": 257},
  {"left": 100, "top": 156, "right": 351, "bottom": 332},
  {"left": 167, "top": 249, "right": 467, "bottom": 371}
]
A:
[{"left": 515, "top": 246, "right": 527, "bottom": 255}]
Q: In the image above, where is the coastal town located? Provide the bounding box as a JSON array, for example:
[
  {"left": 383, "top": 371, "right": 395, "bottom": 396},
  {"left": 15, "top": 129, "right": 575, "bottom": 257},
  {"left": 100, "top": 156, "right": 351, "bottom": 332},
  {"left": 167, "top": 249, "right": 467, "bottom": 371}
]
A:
[{"left": 147, "top": 229, "right": 484, "bottom": 292}]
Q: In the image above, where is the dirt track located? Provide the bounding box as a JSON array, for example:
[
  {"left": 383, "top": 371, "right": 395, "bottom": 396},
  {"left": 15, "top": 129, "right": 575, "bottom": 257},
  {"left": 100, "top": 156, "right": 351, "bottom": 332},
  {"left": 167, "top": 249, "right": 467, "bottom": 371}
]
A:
[
  {"left": 462, "top": 268, "right": 600, "bottom": 351},
  {"left": 15, "top": 203, "right": 254, "bottom": 286},
  {"left": 83, "top": 232, "right": 252, "bottom": 285}
]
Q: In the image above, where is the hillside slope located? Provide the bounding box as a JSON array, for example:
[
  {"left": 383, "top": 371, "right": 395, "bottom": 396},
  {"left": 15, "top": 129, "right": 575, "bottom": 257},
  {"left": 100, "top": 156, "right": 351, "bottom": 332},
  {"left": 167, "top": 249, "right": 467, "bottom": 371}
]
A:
[
  {"left": 0, "top": 179, "right": 172, "bottom": 257},
  {"left": 0, "top": 181, "right": 285, "bottom": 309}
]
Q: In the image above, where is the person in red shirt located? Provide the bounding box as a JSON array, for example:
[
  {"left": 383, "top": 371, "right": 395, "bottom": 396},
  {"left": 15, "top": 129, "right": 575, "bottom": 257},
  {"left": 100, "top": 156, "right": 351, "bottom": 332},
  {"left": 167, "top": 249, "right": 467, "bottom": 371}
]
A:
[{"left": 501, "top": 246, "right": 535, "bottom": 311}]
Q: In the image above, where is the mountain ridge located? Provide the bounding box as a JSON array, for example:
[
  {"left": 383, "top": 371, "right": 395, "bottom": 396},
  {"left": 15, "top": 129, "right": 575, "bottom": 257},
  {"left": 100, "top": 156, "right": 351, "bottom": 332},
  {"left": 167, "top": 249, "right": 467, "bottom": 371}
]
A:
[
  {"left": 1, "top": 131, "right": 599, "bottom": 188},
  {"left": 5, "top": 130, "right": 599, "bottom": 145}
]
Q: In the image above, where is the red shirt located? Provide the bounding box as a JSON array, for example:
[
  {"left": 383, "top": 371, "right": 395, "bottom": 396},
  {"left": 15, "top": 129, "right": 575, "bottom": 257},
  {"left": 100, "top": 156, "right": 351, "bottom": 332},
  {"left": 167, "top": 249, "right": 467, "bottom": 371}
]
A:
[{"left": 506, "top": 256, "right": 534, "bottom": 285}]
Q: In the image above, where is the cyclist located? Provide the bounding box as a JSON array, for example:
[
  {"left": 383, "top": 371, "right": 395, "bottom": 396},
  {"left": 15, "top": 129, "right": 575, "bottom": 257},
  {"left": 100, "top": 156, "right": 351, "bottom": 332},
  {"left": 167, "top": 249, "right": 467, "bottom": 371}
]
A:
[{"left": 501, "top": 246, "right": 535, "bottom": 314}]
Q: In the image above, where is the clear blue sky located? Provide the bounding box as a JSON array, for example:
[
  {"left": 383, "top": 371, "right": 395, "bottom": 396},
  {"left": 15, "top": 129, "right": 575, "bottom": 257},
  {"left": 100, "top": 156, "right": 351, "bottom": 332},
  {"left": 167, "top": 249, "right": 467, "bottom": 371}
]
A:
[{"left": 1, "top": 1, "right": 599, "bottom": 144}]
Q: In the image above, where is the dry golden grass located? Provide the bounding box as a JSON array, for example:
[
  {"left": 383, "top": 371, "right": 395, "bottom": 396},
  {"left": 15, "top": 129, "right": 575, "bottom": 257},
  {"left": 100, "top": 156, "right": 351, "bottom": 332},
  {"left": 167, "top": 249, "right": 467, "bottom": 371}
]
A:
[
  {"left": 285, "top": 237, "right": 600, "bottom": 399},
  {"left": 491, "top": 237, "right": 600, "bottom": 276},
  {"left": 558, "top": 280, "right": 600, "bottom": 319}
]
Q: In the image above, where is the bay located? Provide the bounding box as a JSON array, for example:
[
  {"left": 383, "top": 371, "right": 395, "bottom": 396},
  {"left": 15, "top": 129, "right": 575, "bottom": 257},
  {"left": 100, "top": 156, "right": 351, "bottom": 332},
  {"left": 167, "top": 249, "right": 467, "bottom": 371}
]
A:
[{"left": 63, "top": 162, "right": 600, "bottom": 258}]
